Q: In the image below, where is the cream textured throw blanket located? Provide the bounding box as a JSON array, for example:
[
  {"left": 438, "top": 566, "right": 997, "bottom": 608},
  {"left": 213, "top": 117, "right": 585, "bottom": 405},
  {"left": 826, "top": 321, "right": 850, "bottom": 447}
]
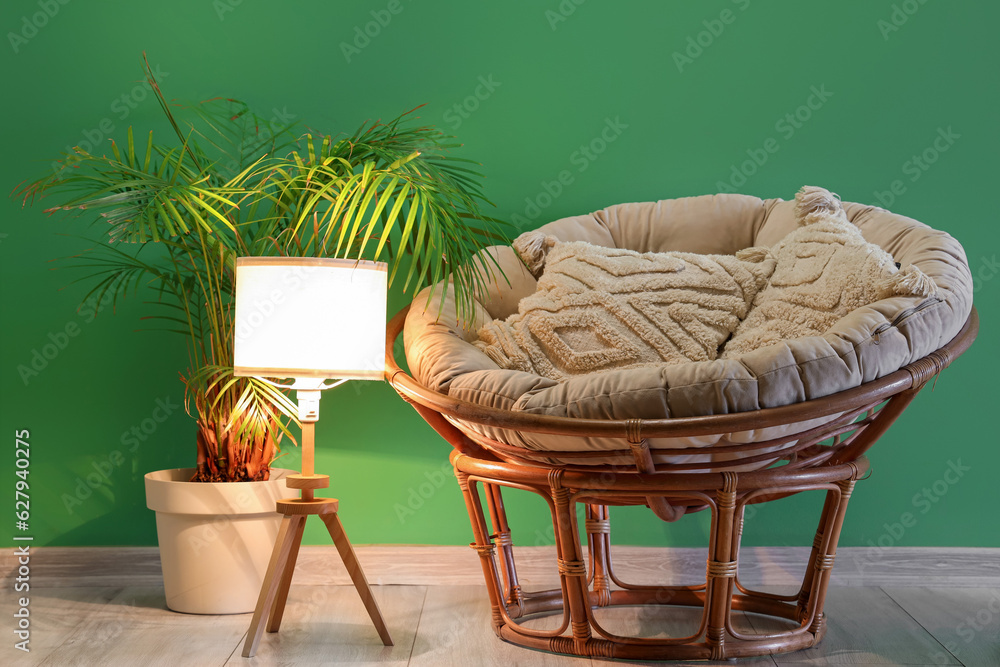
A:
[
  {"left": 475, "top": 241, "right": 776, "bottom": 381},
  {"left": 721, "top": 186, "right": 938, "bottom": 357}
]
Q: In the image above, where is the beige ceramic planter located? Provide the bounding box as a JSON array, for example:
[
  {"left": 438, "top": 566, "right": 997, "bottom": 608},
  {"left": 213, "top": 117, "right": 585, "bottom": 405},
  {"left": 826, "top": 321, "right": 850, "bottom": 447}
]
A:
[{"left": 144, "top": 467, "right": 290, "bottom": 614}]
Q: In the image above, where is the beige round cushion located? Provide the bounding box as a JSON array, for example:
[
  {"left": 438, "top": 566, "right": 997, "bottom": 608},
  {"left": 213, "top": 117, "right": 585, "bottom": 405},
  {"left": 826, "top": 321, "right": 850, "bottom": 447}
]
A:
[{"left": 402, "top": 193, "right": 973, "bottom": 465}]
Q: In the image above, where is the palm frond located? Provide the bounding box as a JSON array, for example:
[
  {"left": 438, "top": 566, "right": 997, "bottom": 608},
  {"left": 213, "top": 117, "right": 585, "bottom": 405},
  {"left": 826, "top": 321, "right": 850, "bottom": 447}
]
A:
[{"left": 12, "top": 57, "right": 511, "bottom": 481}]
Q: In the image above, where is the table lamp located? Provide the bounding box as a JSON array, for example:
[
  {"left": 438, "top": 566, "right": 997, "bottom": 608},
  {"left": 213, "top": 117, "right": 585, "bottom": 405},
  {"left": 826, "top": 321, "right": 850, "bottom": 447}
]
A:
[{"left": 232, "top": 256, "right": 393, "bottom": 657}]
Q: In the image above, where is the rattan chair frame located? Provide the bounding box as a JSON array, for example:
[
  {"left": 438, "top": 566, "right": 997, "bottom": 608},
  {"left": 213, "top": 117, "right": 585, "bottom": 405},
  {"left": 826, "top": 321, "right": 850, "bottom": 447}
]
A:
[{"left": 385, "top": 306, "right": 978, "bottom": 661}]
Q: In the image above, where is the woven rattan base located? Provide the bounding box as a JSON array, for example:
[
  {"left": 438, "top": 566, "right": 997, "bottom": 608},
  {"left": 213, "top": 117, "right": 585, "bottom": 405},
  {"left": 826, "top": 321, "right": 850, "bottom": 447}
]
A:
[
  {"left": 386, "top": 306, "right": 978, "bottom": 660},
  {"left": 451, "top": 451, "right": 862, "bottom": 660}
]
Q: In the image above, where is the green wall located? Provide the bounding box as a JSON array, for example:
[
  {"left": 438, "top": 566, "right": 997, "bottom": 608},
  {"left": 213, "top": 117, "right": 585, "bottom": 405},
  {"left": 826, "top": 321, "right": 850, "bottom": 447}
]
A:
[{"left": 2, "top": 0, "right": 997, "bottom": 552}]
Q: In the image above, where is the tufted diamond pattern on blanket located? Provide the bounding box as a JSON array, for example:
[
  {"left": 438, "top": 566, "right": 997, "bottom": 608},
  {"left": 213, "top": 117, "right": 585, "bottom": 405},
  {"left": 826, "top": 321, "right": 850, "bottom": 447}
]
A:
[
  {"left": 721, "top": 186, "right": 938, "bottom": 358},
  {"left": 475, "top": 241, "right": 775, "bottom": 381}
]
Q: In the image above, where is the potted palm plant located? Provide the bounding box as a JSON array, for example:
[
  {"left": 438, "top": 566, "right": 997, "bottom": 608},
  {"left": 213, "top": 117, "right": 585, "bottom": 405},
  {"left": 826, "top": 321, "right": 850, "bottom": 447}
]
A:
[{"left": 15, "top": 56, "right": 508, "bottom": 613}]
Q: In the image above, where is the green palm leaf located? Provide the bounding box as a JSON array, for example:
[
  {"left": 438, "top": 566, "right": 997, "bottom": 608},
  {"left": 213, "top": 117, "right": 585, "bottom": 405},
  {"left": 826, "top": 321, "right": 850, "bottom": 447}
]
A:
[{"left": 12, "top": 55, "right": 511, "bottom": 481}]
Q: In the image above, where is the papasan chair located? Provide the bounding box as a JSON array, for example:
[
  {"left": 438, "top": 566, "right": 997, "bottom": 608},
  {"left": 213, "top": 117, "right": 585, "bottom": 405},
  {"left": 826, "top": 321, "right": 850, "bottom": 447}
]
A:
[{"left": 385, "top": 186, "right": 977, "bottom": 661}]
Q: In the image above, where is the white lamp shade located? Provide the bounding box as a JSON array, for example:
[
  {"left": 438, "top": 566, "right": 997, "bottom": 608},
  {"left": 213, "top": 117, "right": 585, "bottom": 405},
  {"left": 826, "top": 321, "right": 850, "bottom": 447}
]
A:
[{"left": 233, "top": 257, "right": 388, "bottom": 380}]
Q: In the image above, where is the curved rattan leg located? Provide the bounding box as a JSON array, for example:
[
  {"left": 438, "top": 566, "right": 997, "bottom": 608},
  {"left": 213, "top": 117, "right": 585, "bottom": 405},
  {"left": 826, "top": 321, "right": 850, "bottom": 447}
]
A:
[
  {"left": 388, "top": 301, "right": 976, "bottom": 662},
  {"left": 453, "top": 464, "right": 507, "bottom": 631},
  {"left": 450, "top": 450, "right": 872, "bottom": 660},
  {"left": 794, "top": 486, "right": 844, "bottom": 621},
  {"left": 548, "top": 471, "right": 593, "bottom": 654},
  {"left": 705, "top": 473, "right": 740, "bottom": 660},
  {"left": 586, "top": 505, "right": 613, "bottom": 607},
  {"left": 484, "top": 483, "right": 523, "bottom": 610},
  {"left": 804, "top": 477, "right": 858, "bottom": 635}
]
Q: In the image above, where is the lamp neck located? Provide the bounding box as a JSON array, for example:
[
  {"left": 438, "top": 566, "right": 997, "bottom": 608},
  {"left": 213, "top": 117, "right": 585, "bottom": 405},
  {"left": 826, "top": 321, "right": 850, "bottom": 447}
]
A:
[
  {"left": 289, "top": 377, "right": 347, "bottom": 485},
  {"left": 296, "top": 389, "right": 322, "bottom": 422}
]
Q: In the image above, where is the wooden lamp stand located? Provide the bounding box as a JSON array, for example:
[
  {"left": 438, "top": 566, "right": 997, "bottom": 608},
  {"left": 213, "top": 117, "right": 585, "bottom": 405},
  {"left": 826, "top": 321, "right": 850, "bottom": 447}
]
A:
[
  {"left": 232, "top": 257, "right": 393, "bottom": 658},
  {"left": 242, "top": 412, "right": 392, "bottom": 657}
]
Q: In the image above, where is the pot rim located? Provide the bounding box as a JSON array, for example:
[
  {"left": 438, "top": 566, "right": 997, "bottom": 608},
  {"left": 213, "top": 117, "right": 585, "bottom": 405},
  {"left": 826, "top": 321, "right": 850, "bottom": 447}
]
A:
[{"left": 144, "top": 467, "right": 292, "bottom": 515}]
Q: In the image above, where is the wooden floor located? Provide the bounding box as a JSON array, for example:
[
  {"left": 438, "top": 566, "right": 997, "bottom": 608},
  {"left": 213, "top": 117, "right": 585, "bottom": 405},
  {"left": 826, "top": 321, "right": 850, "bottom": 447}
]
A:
[
  {"left": 4, "top": 547, "right": 999, "bottom": 666},
  {"left": 9, "top": 583, "right": 1000, "bottom": 666}
]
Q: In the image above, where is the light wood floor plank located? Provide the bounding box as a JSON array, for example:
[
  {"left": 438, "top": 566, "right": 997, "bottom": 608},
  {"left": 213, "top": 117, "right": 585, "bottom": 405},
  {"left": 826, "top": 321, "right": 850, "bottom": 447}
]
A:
[
  {"left": 408, "top": 585, "right": 589, "bottom": 666},
  {"left": 229, "top": 585, "right": 424, "bottom": 666},
  {"left": 7, "top": 557, "right": 999, "bottom": 666},
  {"left": 883, "top": 587, "right": 1000, "bottom": 667},
  {"left": 36, "top": 586, "right": 248, "bottom": 667},
  {"left": 1, "top": 587, "right": 122, "bottom": 666},
  {"left": 409, "top": 584, "right": 781, "bottom": 666},
  {"left": 2, "top": 546, "right": 164, "bottom": 588},
  {"left": 589, "top": 603, "right": 780, "bottom": 666},
  {"left": 829, "top": 548, "right": 1000, "bottom": 588},
  {"left": 595, "top": 657, "right": 779, "bottom": 666},
  {"left": 9, "top": 546, "right": 999, "bottom": 589},
  {"left": 759, "top": 587, "right": 960, "bottom": 665}
]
